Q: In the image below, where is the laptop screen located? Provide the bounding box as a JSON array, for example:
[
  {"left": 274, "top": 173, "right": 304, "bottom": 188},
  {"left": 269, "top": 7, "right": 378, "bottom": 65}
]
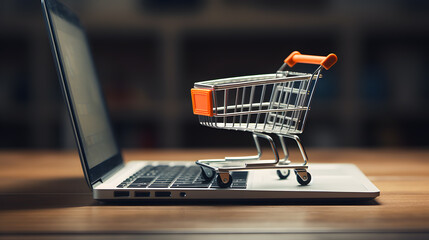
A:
[{"left": 43, "top": 0, "right": 123, "bottom": 185}]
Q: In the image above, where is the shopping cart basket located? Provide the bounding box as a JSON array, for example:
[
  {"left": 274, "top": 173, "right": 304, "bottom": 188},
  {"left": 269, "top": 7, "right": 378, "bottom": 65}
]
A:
[{"left": 190, "top": 51, "right": 337, "bottom": 188}]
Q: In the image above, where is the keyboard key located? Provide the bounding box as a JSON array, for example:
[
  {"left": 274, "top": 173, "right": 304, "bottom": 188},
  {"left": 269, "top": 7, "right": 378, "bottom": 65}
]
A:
[
  {"left": 232, "top": 171, "right": 248, "bottom": 179},
  {"left": 128, "top": 183, "right": 150, "bottom": 188},
  {"left": 132, "top": 177, "right": 155, "bottom": 184}
]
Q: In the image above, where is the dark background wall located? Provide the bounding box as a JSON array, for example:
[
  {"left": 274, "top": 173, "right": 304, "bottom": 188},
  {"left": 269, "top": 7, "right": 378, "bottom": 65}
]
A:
[{"left": 1, "top": 0, "right": 428, "bottom": 150}]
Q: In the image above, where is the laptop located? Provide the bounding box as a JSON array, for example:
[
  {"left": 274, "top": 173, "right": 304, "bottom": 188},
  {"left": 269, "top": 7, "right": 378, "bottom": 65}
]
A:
[{"left": 41, "top": 0, "right": 379, "bottom": 202}]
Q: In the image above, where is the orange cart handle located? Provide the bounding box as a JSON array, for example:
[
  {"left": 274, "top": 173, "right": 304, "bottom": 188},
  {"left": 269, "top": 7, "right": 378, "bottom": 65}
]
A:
[{"left": 284, "top": 51, "right": 337, "bottom": 70}]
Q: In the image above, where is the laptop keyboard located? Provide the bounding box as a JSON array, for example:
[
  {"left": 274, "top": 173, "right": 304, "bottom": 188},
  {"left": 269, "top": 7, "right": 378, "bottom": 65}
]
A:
[{"left": 116, "top": 165, "right": 248, "bottom": 189}]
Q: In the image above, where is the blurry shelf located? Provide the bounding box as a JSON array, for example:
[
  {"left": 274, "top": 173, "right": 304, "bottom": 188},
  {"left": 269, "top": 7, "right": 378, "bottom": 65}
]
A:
[{"left": 1, "top": 0, "right": 429, "bottom": 148}]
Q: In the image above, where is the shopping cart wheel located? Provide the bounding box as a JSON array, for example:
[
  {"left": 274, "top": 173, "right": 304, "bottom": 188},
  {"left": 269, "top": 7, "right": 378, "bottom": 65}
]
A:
[
  {"left": 295, "top": 170, "right": 312, "bottom": 186},
  {"left": 200, "top": 166, "right": 215, "bottom": 180},
  {"left": 276, "top": 169, "right": 291, "bottom": 179},
  {"left": 217, "top": 173, "right": 233, "bottom": 188}
]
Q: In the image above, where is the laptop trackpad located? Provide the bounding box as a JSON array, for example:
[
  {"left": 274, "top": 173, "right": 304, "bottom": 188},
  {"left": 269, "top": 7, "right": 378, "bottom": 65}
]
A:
[{"left": 249, "top": 163, "right": 370, "bottom": 192}]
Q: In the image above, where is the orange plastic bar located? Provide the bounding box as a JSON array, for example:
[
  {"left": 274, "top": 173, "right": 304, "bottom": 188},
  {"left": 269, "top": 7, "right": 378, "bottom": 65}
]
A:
[
  {"left": 191, "top": 88, "right": 213, "bottom": 117},
  {"left": 284, "top": 51, "right": 338, "bottom": 70}
]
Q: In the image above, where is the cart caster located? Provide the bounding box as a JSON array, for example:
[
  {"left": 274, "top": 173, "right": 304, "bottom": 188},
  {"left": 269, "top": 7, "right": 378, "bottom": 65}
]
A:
[
  {"left": 295, "top": 170, "right": 311, "bottom": 186},
  {"left": 217, "top": 173, "right": 233, "bottom": 188},
  {"left": 276, "top": 169, "right": 291, "bottom": 179},
  {"left": 200, "top": 166, "right": 215, "bottom": 180}
]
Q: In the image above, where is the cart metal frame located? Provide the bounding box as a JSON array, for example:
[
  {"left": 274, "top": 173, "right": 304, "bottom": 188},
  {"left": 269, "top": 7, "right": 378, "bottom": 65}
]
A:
[{"left": 191, "top": 51, "right": 337, "bottom": 187}]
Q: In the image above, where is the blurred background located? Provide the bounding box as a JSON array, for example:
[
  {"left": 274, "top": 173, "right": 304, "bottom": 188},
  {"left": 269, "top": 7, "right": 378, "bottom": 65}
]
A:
[{"left": 0, "top": 0, "right": 428, "bottom": 150}]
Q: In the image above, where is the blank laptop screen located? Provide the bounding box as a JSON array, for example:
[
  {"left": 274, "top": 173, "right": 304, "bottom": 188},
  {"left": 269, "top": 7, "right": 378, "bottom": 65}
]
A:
[{"left": 49, "top": 8, "right": 119, "bottom": 169}]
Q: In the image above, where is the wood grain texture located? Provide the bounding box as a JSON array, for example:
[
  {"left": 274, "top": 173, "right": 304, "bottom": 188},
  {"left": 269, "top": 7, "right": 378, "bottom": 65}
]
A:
[{"left": 0, "top": 149, "right": 429, "bottom": 237}]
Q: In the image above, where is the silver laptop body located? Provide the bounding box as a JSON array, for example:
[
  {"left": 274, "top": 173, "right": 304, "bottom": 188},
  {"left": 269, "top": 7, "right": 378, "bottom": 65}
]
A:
[{"left": 42, "top": 0, "right": 379, "bottom": 202}]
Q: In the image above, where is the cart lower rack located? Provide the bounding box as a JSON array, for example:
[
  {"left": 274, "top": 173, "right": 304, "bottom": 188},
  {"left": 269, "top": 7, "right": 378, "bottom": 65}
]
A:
[{"left": 191, "top": 51, "right": 337, "bottom": 188}]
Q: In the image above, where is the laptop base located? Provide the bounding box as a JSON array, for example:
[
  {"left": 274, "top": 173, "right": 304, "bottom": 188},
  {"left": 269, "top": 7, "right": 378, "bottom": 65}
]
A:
[{"left": 94, "top": 163, "right": 380, "bottom": 202}]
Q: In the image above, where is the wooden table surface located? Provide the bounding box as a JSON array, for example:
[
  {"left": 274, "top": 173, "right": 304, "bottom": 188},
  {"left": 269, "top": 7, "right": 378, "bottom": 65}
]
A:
[{"left": 1, "top": 149, "right": 429, "bottom": 239}]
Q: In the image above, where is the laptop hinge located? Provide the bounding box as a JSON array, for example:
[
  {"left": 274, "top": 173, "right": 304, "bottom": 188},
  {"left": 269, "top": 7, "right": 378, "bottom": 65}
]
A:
[
  {"left": 93, "top": 179, "right": 103, "bottom": 188},
  {"left": 91, "top": 163, "right": 124, "bottom": 188}
]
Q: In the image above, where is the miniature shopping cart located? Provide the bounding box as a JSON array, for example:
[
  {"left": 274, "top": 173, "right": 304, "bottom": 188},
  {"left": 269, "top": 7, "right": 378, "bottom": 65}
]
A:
[{"left": 190, "top": 51, "right": 337, "bottom": 188}]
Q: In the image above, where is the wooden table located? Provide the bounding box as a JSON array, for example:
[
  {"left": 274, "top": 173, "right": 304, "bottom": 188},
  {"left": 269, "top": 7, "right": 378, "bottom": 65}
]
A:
[{"left": 1, "top": 149, "right": 429, "bottom": 239}]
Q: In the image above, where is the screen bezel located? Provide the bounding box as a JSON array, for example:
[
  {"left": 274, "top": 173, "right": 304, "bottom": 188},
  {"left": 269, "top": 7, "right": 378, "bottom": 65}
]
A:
[{"left": 41, "top": 0, "right": 124, "bottom": 188}]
